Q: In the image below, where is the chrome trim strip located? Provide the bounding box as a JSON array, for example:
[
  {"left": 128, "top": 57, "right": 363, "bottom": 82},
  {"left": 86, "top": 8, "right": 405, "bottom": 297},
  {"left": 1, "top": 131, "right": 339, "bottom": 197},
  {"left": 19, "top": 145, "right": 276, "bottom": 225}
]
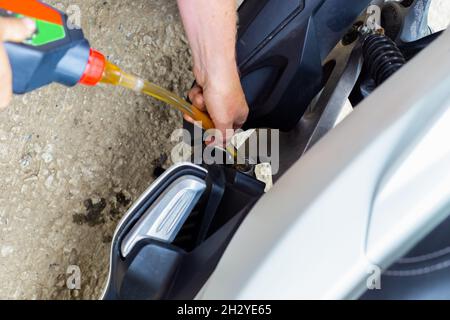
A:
[{"left": 120, "top": 175, "right": 206, "bottom": 257}]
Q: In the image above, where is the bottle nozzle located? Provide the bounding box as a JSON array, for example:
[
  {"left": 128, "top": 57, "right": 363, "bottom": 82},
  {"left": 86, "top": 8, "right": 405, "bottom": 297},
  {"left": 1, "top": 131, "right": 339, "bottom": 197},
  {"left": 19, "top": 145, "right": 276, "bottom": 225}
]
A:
[{"left": 79, "top": 48, "right": 106, "bottom": 86}]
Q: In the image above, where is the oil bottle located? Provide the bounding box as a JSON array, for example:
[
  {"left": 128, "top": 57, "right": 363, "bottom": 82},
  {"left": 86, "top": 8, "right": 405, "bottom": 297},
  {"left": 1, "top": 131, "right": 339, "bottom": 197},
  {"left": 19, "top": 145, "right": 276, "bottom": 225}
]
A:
[{"left": 2, "top": 0, "right": 214, "bottom": 130}]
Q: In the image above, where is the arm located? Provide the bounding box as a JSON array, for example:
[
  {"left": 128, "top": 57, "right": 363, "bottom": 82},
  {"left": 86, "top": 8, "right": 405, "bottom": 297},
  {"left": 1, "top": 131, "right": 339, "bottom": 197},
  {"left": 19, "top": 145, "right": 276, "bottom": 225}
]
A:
[
  {"left": 0, "top": 18, "right": 36, "bottom": 109},
  {"left": 177, "top": 0, "right": 248, "bottom": 143}
]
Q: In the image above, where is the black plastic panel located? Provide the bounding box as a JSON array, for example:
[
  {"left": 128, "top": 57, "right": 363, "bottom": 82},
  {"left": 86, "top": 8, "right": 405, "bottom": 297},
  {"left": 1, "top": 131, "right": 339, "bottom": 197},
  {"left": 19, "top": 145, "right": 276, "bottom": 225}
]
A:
[
  {"left": 238, "top": 0, "right": 372, "bottom": 130},
  {"left": 103, "top": 165, "right": 265, "bottom": 300}
]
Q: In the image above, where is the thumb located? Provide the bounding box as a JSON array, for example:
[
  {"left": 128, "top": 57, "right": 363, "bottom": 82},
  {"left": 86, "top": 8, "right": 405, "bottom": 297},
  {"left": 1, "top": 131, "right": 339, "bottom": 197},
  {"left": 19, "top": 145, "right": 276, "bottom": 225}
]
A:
[{"left": 0, "top": 18, "right": 36, "bottom": 42}]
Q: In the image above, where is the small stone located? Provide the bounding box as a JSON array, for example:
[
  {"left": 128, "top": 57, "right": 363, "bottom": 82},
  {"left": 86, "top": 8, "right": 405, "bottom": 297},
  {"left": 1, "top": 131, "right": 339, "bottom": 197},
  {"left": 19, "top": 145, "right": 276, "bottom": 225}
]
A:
[
  {"left": 41, "top": 144, "right": 54, "bottom": 163},
  {"left": 45, "top": 175, "right": 54, "bottom": 189},
  {"left": 1, "top": 245, "right": 14, "bottom": 257},
  {"left": 68, "top": 248, "right": 78, "bottom": 265},
  {"left": 41, "top": 152, "right": 53, "bottom": 163},
  {"left": 115, "top": 191, "right": 131, "bottom": 207},
  {"left": 143, "top": 35, "right": 152, "bottom": 45},
  {"left": 0, "top": 129, "right": 8, "bottom": 141},
  {"left": 0, "top": 214, "right": 8, "bottom": 226},
  {"left": 19, "top": 154, "right": 32, "bottom": 169}
]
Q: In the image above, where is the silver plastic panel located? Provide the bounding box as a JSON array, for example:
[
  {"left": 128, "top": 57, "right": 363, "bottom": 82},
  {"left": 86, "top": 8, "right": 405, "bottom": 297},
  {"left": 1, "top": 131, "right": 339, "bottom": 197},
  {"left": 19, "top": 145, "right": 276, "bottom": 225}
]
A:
[
  {"left": 197, "top": 29, "right": 450, "bottom": 299},
  {"left": 121, "top": 175, "right": 206, "bottom": 257}
]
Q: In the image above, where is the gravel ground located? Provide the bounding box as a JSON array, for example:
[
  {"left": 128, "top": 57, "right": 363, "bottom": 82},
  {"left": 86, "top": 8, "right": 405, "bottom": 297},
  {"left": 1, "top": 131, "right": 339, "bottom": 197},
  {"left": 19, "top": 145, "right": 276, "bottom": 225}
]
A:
[{"left": 0, "top": 0, "right": 448, "bottom": 300}]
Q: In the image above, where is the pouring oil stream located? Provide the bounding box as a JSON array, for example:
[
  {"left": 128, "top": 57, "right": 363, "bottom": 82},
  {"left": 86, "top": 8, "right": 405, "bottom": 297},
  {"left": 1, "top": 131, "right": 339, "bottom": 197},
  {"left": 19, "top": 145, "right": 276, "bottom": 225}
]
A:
[{"left": 100, "top": 61, "right": 237, "bottom": 158}]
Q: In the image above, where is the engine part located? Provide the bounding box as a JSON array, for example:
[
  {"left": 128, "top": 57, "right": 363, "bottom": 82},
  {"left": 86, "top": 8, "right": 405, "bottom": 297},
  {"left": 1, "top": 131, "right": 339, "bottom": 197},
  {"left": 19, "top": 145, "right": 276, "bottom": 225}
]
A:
[
  {"left": 381, "top": 0, "right": 432, "bottom": 44},
  {"left": 363, "top": 34, "right": 406, "bottom": 86},
  {"left": 351, "top": 0, "right": 435, "bottom": 104}
]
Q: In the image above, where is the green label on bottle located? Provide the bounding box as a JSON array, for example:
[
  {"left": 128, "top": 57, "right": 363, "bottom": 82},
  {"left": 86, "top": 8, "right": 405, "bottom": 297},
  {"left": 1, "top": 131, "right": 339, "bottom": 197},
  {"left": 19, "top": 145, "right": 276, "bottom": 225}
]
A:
[
  {"left": 29, "top": 18, "right": 66, "bottom": 46},
  {"left": 16, "top": 14, "right": 67, "bottom": 46}
]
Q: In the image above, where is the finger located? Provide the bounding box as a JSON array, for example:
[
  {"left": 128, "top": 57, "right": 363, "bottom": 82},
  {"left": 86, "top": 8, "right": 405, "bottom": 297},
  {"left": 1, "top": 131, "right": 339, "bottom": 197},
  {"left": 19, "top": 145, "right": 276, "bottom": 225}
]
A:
[
  {"left": 0, "top": 44, "right": 12, "bottom": 110},
  {"left": 233, "top": 107, "right": 249, "bottom": 129},
  {"left": 192, "top": 93, "right": 205, "bottom": 111},
  {"left": 188, "top": 86, "right": 206, "bottom": 111},
  {"left": 0, "top": 18, "right": 36, "bottom": 42},
  {"left": 188, "top": 85, "right": 202, "bottom": 103},
  {"left": 183, "top": 114, "right": 195, "bottom": 124}
]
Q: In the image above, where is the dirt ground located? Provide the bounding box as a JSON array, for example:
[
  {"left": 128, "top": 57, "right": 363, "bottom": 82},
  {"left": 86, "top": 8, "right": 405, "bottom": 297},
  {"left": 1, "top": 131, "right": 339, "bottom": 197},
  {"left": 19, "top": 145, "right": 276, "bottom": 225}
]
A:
[{"left": 0, "top": 0, "right": 449, "bottom": 300}]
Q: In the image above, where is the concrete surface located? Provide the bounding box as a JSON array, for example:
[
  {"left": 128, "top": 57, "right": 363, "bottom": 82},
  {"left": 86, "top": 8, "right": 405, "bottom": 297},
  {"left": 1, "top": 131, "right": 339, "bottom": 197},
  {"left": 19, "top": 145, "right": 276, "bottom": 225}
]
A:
[
  {"left": 0, "top": 0, "right": 448, "bottom": 300},
  {"left": 0, "top": 0, "right": 190, "bottom": 299}
]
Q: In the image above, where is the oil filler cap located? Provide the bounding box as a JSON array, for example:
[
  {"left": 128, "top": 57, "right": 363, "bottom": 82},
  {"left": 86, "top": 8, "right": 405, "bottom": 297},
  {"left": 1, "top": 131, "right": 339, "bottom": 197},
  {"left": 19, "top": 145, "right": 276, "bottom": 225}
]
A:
[{"left": 79, "top": 48, "right": 106, "bottom": 86}]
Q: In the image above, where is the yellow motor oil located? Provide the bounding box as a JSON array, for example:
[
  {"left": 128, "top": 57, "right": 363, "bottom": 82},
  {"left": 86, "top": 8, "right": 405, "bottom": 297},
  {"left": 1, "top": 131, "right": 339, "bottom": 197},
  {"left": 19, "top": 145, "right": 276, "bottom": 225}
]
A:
[
  {"left": 100, "top": 61, "right": 237, "bottom": 158},
  {"left": 100, "top": 61, "right": 215, "bottom": 130}
]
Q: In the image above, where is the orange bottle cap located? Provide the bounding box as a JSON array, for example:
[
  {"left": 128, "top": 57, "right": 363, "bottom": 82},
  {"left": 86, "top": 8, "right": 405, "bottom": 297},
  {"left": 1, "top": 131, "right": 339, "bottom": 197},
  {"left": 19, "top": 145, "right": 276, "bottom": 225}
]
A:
[{"left": 79, "top": 49, "right": 106, "bottom": 86}]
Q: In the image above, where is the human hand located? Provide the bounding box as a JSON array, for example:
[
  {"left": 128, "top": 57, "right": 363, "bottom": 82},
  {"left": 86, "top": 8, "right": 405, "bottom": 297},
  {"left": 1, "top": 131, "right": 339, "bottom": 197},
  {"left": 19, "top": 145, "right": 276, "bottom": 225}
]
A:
[
  {"left": 186, "top": 66, "right": 249, "bottom": 145},
  {"left": 177, "top": 0, "right": 249, "bottom": 145},
  {"left": 0, "top": 18, "right": 36, "bottom": 109}
]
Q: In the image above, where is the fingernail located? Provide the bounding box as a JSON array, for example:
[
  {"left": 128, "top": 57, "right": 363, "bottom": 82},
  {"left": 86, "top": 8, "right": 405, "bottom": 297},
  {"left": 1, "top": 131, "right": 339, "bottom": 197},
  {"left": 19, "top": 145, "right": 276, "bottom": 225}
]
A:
[{"left": 22, "top": 18, "right": 36, "bottom": 32}]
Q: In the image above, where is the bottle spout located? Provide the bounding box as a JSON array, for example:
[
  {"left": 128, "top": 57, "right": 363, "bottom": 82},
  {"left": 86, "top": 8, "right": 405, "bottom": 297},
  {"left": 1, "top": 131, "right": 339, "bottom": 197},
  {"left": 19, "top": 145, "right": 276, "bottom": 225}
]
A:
[{"left": 79, "top": 48, "right": 106, "bottom": 86}]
